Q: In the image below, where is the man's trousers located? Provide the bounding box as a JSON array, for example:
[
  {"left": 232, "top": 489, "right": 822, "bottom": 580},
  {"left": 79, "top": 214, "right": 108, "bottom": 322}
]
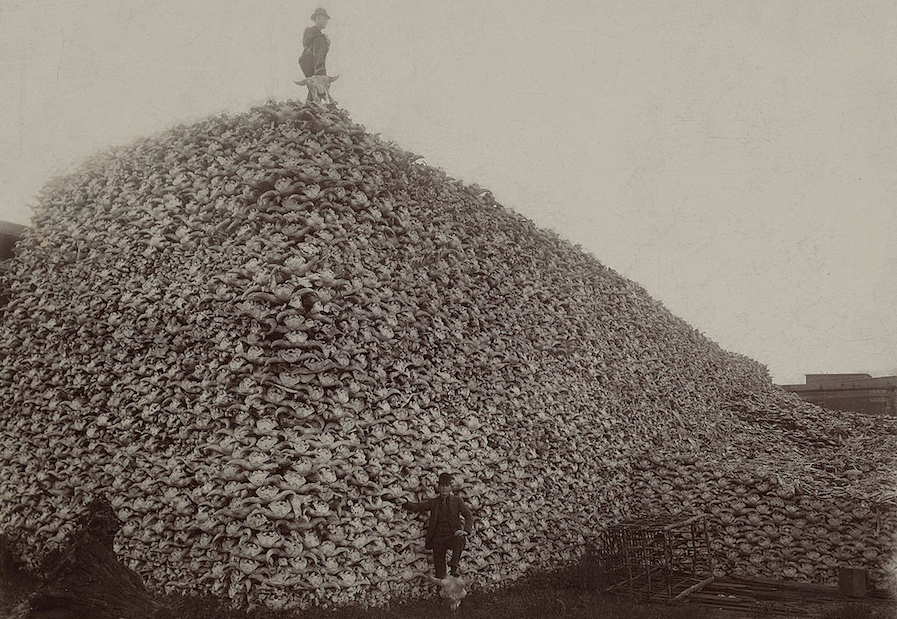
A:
[{"left": 430, "top": 534, "right": 466, "bottom": 578}]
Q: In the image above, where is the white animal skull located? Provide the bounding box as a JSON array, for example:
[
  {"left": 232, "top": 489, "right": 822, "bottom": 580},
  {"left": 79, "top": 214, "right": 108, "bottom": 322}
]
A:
[
  {"left": 294, "top": 74, "right": 340, "bottom": 105},
  {"left": 433, "top": 575, "right": 468, "bottom": 611}
]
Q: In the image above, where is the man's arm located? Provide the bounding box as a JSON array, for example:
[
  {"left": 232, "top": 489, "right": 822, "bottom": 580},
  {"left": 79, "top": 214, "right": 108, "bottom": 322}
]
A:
[
  {"left": 458, "top": 498, "right": 474, "bottom": 533},
  {"left": 403, "top": 498, "right": 432, "bottom": 513}
]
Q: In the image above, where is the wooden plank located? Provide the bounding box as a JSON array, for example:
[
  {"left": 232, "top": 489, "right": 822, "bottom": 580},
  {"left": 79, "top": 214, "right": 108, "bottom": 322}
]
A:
[
  {"left": 674, "top": 575, "right": 715, "bottom": 600},
  {"left": 602, "top": 565, "right": 665, "bottom": 592},
  {"left": 683, "top": 574, "right": 897, "bottom": 617}
]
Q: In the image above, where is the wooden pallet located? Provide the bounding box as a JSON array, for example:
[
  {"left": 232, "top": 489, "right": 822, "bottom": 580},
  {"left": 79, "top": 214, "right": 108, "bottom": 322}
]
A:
[
  {"left": 681, "top": 575, "right": 895, "bottom": 616},
  {"left": 587, "top": 514, "right": 715, "bottom": 602},
  {"left": 603, "top": 569, "right": 715, "bottom": 603}
]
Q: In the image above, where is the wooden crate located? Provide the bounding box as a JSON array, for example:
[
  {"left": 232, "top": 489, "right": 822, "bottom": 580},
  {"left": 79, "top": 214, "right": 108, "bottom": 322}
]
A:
[
  {"left": 586, "top": 514, "right": 715, "bottom": 602},
  {"left": 838, "top": 566, "right": 867, "bottom": 598}
]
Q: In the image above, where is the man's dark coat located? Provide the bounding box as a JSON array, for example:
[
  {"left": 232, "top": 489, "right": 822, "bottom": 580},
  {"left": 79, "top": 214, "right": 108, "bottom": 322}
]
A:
[
  {"left": 299, "top": 25, "right": 329, "bottom": 77},
  {"left": 404, "top": 495, "right": 474, "bottom": 549}
]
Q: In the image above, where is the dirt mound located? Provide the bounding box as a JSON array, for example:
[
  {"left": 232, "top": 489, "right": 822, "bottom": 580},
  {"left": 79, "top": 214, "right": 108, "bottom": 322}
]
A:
[{"left": 4, "top": 498, "right": 170, "bottom": 619}]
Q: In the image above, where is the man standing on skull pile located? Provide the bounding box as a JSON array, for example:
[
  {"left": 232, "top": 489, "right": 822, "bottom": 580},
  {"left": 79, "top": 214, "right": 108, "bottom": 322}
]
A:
[
  {"left": 299, "top": 8, "right": 331, "bottom": 78},
  {"left": 402, "top": 472, "right": 474, "bottom": 578}
]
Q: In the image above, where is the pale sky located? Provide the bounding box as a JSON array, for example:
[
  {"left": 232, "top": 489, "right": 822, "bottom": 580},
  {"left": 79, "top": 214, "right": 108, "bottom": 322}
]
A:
[{"left": 1, "top": 0, "right": 895, "bottom": 385}]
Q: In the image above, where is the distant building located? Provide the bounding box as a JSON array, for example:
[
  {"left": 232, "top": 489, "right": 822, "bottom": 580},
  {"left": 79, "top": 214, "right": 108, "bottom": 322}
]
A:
[
  {"left": 0, "top": 221, "right": 25, "bottom": 308},
  {"left": 781, "top": 374, "right": 897, "bottom": 416},
  {"left": 0, "top": 221, "right": 25, "bottom": 260}
]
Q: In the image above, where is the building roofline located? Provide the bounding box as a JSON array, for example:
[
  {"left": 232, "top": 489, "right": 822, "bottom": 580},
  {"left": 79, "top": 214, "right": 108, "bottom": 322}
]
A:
[
  {"left": 782, "top": 376, "right": 897, "bottom": 391},
  {"left": 0, "top": 221, "right": 27, "bottom": 237}
]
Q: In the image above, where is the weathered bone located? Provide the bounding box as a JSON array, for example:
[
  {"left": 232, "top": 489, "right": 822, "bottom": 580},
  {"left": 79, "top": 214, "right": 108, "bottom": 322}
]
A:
[{"left": 294, "top": 74, "right": 340, "bottom": 104}]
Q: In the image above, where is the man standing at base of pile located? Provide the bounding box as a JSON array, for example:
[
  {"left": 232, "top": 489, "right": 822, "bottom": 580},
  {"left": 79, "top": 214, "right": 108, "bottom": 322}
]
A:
[{"left": 402, "top": 472, "right": 474, "bottom": 579}]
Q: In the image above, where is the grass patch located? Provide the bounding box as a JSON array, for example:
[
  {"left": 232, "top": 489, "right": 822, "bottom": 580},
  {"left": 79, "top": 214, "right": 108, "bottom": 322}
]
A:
[
  {"left": 3, "top": 555, "right": 894, "bottom": 619},
  {"left": 161, "top": 585, "right": 730, "bottom": 619},
  {"left": 818, "top": 601, "right": 896, "bottom": 619},
  {"left": 156, "top": 568, "right": 749, "bottom": 619}
]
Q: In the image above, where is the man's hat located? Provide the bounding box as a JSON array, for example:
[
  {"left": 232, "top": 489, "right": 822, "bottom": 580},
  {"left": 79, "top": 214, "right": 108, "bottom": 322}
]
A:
[
  {"left": 438, "top": 473, "right": 453, "bottom": 486},
  {"left": 311, "top": 7, "right": 330, "bottom": 20}
]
